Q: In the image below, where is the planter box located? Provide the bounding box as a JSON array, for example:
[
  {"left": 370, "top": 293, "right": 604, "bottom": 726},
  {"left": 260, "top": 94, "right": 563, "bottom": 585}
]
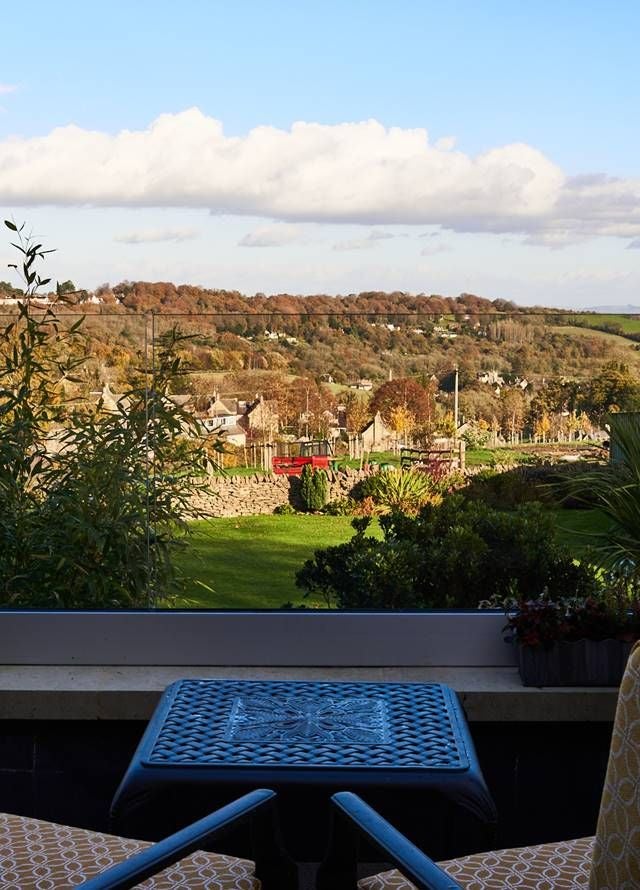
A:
[{"left": 517, "top": 638, "right": 634, "bottom": 687}]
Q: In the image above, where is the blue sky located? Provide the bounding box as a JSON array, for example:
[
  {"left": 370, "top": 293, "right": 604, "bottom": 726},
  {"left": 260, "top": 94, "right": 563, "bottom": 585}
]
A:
[{"left": 1, "top": 1, "right": 639, "bottom": 307}]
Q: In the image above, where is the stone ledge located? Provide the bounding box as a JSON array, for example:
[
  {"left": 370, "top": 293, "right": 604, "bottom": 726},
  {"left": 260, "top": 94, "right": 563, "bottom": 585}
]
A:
[{"left": 0, "top": 666, "right": 618, "bottom": 722}]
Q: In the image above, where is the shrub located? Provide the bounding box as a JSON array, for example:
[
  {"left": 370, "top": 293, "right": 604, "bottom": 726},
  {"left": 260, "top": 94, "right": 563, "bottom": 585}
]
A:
[
  {"left": 322, "top": 497, "right": 356, "bottom": 516},
  {"left": 368, "top": 468, "right": 442, "bottom": 514},
  {"left": 560, "top": 425, "right": 640, "bottom": 582},
  {"left": 295, "top": 496, "right": 597, "bottom": 609},
  {"left": 352, "top": 466, "right": 461, "bottom": 515},
  {"left": 461, "top": 423, "right": 490, "bottom": 449},
  {"left": 0, "top": 222, "right": 209, "bottom": 607},
  {"left": 463, "top": 467, "right": 543, "bottom": 509},
  {"left": 299, "top": 465, "right": 328, "bottom": 512},
  {"left": 274, "top": 503, "right": 296, "bottom": 515}
]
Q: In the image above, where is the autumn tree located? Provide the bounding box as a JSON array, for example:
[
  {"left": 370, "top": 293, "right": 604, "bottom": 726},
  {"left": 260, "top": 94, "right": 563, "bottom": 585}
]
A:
[
  {"left": 460, "top": 387, "right": 500, "bottom": 425},
  {"left": 341, "top": 390, "right": 371, "bottom": 433},
  {"left": 499, "top": 388, "right": 526, "bottom": 442},
  {"left": 284, "top": 378, "right": 336, "bottom": 438},
  {"left": 578, "top": 362, "right": 640, "bottom": 427},
  {"left": 370, "top": 378, "right": 435, "bottom": 426},
  {"left": 388, "top": 405, "right": 416, "bottom": 447}
]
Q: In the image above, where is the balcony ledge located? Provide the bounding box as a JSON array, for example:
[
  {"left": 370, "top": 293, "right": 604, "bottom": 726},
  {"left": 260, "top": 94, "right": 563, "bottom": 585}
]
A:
[{"left": 0, "top": 665, "right": 618, "bottom": 722}]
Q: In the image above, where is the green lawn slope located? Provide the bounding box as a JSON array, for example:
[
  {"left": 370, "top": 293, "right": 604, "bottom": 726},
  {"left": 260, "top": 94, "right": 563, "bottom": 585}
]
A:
[{"left": 176, "top": 514, "right": 379, "bottom": 608}]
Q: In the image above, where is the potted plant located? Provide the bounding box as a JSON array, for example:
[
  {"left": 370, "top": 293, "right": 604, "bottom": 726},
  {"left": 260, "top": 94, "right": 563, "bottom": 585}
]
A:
[
  {"left": 501, "top": 416, "right": 640, "bottom": 686},
  {"left": 504, "top": 580, "right": 640, "bottom": 686}
]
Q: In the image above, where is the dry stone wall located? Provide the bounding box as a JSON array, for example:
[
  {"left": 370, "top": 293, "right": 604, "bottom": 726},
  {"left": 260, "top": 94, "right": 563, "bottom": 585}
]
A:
[{"left": 190, "top": 467, "right": 373, "bottom": 517}]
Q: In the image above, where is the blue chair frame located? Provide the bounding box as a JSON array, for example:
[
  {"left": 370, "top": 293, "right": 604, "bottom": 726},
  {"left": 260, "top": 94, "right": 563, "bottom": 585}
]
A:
[
  {"left": 80, "top": 788, "right": 297, "bottom": 890},
  {"left": 317, "top": 791, "right": 461, "bottom": 890}
]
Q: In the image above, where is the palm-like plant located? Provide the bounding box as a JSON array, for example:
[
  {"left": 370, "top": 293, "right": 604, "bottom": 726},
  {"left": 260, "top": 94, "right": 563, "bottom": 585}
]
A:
[
  {"left": 369, "top": 468, "right": 443, "bottom": 515},
  {"left": 564, "top": 417, "right": 640, "bottom": 583}
]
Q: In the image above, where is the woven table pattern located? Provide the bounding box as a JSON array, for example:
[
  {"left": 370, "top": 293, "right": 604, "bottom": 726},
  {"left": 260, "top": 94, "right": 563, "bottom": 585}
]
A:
[{"left": 144, "top": 680, "right": 468, "bottom": 770}]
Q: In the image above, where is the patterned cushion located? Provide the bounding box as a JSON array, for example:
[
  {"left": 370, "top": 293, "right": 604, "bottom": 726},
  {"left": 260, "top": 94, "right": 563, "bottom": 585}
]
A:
[
  {"left": 589, "top": 639, "right": 640, "bottom": 890},
  {"left": 358, "top": 835, "right": 594, "bottom": 889},
  {"left": 359, "top": 642, "right": 640, "bottom": 890},
  {"left": 0, "top": 812, "right": 259, "bottom": 889}
]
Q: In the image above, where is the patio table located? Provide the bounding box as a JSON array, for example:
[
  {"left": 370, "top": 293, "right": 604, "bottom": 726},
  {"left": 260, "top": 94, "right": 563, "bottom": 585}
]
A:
[{"left": 111, "top": 678, "right": 496, "bottom": 859}]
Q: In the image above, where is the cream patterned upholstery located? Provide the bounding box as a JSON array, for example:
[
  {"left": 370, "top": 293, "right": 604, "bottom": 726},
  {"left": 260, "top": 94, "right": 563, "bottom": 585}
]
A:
[
  {"left": 0, "top": 812, "right": 260, "bottom": 889},
  {"left": 589, "top": 639, "right": 640, "bottom": 889},
  {"left": 358, "top": 836, "right": 593, "bottom": 889},
  {"left": 359, "top": 641, "right": 640, "bottom": 890}
]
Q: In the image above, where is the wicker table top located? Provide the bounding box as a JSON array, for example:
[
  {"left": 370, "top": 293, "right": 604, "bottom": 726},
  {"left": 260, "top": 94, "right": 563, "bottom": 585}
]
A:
[{"left": 142, "top": 679, "right": 469, "bottom": 771}]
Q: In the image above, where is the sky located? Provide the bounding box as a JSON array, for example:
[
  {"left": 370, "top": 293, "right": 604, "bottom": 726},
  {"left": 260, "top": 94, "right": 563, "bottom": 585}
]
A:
[{"left": 0, "top": 0, "right": 639, "bottom": 309}]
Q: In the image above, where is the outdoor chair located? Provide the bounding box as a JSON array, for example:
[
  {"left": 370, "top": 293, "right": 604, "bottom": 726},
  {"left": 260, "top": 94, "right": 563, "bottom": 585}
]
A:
[
  {"left": 0, "top": 788, "right": 297, "bottom": 889},
  {"left": 317, "top": 641, "right": 640, "bottom": 889}
]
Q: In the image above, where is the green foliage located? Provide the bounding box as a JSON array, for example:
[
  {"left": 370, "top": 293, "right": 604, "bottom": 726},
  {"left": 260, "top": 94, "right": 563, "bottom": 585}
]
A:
[
  {"left": 367, "top": 468, "right": 445, "bottom": 514},
  {"left": 0, "top": 223, "right": 209, "bottom": 607},
  {"left": 352, "top": 467, "right": 459, "bottom": 514},
  {"left": 299, "top": 465, "right": 328, "bottom": 512},
  {"left": 561, "top": 422, "right": 640, "bottom": 583},
  {"left": 273, "top": 502, "right": 296, "bottom": 515},
  {"left": 295, "top": 496, "right": 597, "bottom": 609},
  {"left": 461, "top": 423, "right": 490, "bottom": 449},
  {"left": 578, "top": 362, "right": 640, "bottom": 426},
  {"left": 322, "top": 497, "right": 357, "bottom": 516},
  {"left": 464, "top": 466, "right": 545, "bottom": 509}
]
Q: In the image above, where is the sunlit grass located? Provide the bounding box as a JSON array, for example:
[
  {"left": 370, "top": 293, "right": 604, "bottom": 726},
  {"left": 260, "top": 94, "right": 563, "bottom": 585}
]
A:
[{"left": 175, "top": 514, "right": 381, "bottom": 608}]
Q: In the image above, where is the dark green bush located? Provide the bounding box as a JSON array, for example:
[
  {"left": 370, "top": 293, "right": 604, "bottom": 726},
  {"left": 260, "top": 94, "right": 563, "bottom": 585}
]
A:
[
  {"left": 463, "top": 467, "right": 545, "bottom": 509},
  {"left": 463, "top": 462, "right": 601, "bottom": 510},
  {"left": 322, "top": 497, "right": 356, "bottom": 516},
  {"left": 300, "top": 465, "right": 328, "bottom": 511},
  {"left": 0, "top": 222, "right": 210, "bottom": 608},
  {"left": 295, "top": 496, "right": 597, "bottom": 609},
  {"left": 274, "top": 502, "right": 296, "bottom": 515}
]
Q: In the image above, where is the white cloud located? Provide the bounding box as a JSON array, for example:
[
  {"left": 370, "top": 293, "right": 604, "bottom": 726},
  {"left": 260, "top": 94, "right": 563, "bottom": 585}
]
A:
[
  {"left": 627, "top": 238, "right": 640, "bottom": 250},
  {"left": 0, "top": 84, "right": 17, "bottom": 95},
  {"left": 368, "top": 230, "right": 395, "bottom": 240},
  {"left": 333, "top": 230, "right": 396, "bottom": 250},
  {"left": 238, "top": 224, "right": 299, "bottom": 247},
  {"left": 114, "top": 227, "right": 198, "bottom": 244},
  {"left": 0, "top": 108, "right": 638, "bottom": 241},
  {"left": 333, "top": 238, "right": 375, "bottom": 252},
  {"left": 420, "top": 243, "right": 452, "bottom": 256}
]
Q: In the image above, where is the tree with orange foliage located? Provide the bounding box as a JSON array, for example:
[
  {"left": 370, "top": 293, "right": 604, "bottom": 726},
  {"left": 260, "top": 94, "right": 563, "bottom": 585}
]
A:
[{"left": 370, "top": 377, "right": 435, "bottom": 426}]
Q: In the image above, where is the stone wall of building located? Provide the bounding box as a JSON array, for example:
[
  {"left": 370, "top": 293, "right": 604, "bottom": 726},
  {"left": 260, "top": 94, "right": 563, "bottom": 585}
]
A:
[{"left": 190, "top": 467, "right": 372, "bottom": 517}]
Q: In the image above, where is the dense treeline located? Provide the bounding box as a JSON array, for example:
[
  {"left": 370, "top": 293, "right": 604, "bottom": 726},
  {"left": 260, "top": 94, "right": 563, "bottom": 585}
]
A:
[{"left": 3, "top": 280, "right": 640, "bottom": 440}]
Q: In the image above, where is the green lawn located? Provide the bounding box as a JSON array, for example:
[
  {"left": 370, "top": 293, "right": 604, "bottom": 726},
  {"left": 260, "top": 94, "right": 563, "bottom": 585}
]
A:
[
  {"left": 174, "top": 507, "right": 609, "bottom": 610},
  {"left": 550, "top": 507, "right": 609, "bottom": 556},
  {"left": 175, "top": 514, "right": 379, "bottom": 608},
  {"left": 568, "top": 314, "right": 640, "bottom": 336},
  {"left": 553, "top": 324, "right": 637, "bottom": 349}
]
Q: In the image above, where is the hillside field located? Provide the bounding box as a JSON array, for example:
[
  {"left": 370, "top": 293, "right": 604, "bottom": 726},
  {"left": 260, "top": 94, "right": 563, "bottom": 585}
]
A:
[
  {"left": 569, "top": 314, "right": 640, "bottom": 336},
  {"left": 552, "top": 325, "right": 638, "bottom": 349}
]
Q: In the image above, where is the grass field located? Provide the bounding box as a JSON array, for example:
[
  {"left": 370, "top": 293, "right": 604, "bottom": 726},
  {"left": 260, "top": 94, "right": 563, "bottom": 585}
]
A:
[
  {"left": 553, "top": 324, "right": 638, "bottom": 349},
  {"left": 175, "top": 514, "right": 380, "bottom": 608},
  {"left": 174, "top": 508, "right": 608, "bottom": 609},
  {"left": 551, "top": 507, "right": 608, "bottom": 556},
  {"left": 568, "top": 314, "right": 640, "bottom": 336}
]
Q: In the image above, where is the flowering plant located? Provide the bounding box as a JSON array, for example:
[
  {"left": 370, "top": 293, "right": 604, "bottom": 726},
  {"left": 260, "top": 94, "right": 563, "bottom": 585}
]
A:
[{"left": 503, "top": 580, "right": 640, "bottom": 649}]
